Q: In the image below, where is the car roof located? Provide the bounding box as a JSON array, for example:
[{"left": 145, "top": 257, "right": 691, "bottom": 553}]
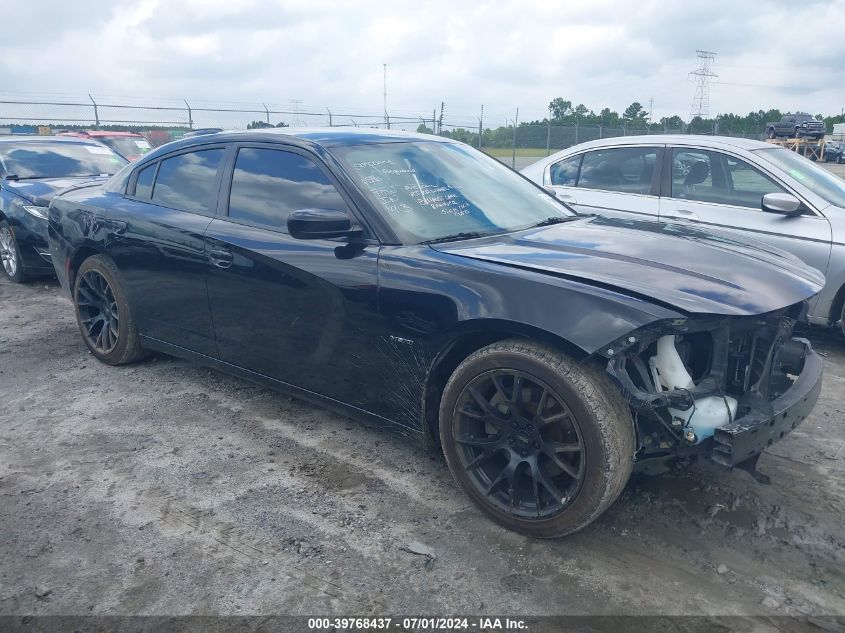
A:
[
  {"left": 154, "top": 127, "right": 454, "bottom": 155},
  {"left": 79, "top": 131, "right": 145, "bottom": 137},
  {"left": 0, "top": 135, "right": 107, "bottom": 145},
  {"left": 554, "top": 134, "right": 772, "bottom": 152}
]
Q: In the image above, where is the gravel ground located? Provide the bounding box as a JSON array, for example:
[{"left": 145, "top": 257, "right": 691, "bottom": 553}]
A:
[{"left": 1, "top": 275, "right": 844, "bottom": 618}]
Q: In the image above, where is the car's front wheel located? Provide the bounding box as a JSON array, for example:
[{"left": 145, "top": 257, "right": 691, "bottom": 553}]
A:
[
  {"left": 767, "top": 128, "right": 776, "bottom": 139},
  {"left": 439, "top": 339, "right": 635, "bottom": 538},
  {"left": 73, "top": 255, "right": 146, "bottom": 365},
  {"left": 0, "top": 221, "right": 26, "bottom": 283}
]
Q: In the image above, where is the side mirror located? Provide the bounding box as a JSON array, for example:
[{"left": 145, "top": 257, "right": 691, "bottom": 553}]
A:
[
  {"left": 762, "top": 192, "right": 803, "bottom": 217},
  {"left": 288, "top": 208, "right": 359, "bottom": 240},
  {"left": 543, "top": 185, "right": 558, "bottom": 198}
]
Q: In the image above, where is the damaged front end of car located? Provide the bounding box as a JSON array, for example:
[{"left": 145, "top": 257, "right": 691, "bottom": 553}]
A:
[{"left": 601, "top": 301, "right": 823, "bottom": 470}]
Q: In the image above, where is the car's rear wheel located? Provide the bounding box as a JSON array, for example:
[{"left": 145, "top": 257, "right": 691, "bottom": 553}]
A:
[
  {"left": 0, "top": 221, "right": 26, "bottom": 283},
  {"left": 73, "top": 255, "right": 146, "bottom": 365},
  {"left": 767, "top": 128, "right": 776, "bottom": 139},
  {"left": 439, "top": 339, "right": 635, "bottom": 538}
]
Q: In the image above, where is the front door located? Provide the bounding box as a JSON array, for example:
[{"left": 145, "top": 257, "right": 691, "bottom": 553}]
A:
[
  {"left": 204, "top": 144, "right": 382, "bottom": 408},
  {"left": 659, "top": 147, "right": 832, "bottom": 279}
]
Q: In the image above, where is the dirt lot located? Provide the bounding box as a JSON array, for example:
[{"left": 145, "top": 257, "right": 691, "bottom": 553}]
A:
[{"left": 1, "top": 274, "right": 844, "bottom": 619}]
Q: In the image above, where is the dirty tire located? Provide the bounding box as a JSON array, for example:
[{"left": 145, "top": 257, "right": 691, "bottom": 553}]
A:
[
  {"left": 0, "top": 220, "right": 27, "bottom": 283},
  {"left": 840, "top": 300, "right": 845, "bottom": 340},
  {"left": 440, "top": 339, "right": 635, "bottom": 538},
  {"left": 73, "top": 255, "right": 147, "bottom": 365}
]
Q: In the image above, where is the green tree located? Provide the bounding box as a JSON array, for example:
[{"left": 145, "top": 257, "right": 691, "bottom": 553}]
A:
[
  {"left": 416, "top": 123, "right": 434, "bottom": 134},
  {"left": 548, "top": 97, "right": 573, "bottom": 120},
  {"left": 623, "top": 102, "right": 647, "bottom": 123},
  {"left": 247, "top": 120, "right": 273, "bottom": 129}
]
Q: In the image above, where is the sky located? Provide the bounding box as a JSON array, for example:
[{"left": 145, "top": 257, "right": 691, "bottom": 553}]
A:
[{"left": 1, "top": 0, "right": 844, "bottom": 130}]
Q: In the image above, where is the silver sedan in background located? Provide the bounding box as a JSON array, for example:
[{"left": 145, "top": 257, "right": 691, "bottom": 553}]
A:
[{"left": 521, "top": 135, "right": 845, "bottom": 335}]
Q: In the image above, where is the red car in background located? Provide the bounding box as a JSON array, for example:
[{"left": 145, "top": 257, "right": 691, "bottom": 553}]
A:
[{"left": 57, "top": 131, "right": 152, "bottom": 161}]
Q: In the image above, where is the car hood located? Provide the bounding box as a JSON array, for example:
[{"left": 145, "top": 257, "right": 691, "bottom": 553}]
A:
[
  {"left": 432, "top": 215, "right": 825, "bottom": 316},
  {"left": 1, "top": 176, "right": 108, "bottom": 207}
]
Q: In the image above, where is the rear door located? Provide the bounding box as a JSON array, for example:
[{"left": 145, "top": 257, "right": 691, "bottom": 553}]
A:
[
  {"left": 107, "top": 145, "right": 227, "bottom": 356},
  {"left": 546, "top": 145, "right": 663, "bottom": 221},
  {"left": 204, "top": 143, "right": 383, "bottom": 408},
  {"left": 658, "top": 146, "right": 832, "bottom": 276}
]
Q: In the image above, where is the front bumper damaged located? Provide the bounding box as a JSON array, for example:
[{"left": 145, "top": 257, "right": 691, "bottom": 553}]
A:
[
  {"left": 603, "top": 311, "right": 823, "bottom": 468},
  {"left": 711, "top": 338, "right": 822, "bottom": 466}
]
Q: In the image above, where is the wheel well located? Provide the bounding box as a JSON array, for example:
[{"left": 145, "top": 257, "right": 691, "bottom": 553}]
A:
[
  {"left": 67, "top": 246, "right": 102, "bottom": 290},
  {"left": 830, "top": 282, "right": 845, "bottom": 326},
  {"left": 421, "top": 327, "right": 587, "bottom": 450}
]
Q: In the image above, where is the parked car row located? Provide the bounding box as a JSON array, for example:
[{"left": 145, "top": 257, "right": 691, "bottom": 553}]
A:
[{"left": 0, "top": 127, "right": 815, "bottom": 538}]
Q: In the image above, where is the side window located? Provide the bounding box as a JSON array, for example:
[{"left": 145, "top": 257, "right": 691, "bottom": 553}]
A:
[
  {"left": 133, "top": 162, "right": 156, "bottom": 199},
  {"left": 724, "top": 155, "right": 785, "bottom": 209},
  {"left": 671, "top": 149, "right": 785, "bottom": 209},
  {"left": 151, "top": 148, "right": 224, "bottom": 214},
  {"left": 577, "top": 147, "right": 658, "bottom": 194},
  {"left": 227, "top": 147, "right": 346, "bottom": 233},
  {"left": 549, "top": 154, "right": 581, "bottom": 186},
  {"left": 671, "top": 150, "right": 714, "bottom": 201}
]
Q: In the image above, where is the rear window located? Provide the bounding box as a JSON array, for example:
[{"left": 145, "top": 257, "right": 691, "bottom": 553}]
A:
[
  {"left": 0, "top": 142, "right": 127, "bottom": 178},
  {"left": 151, "top": 149, "right": 224, "bottom": 213},
  {"left": 100, "top": 136, "right": 152, "bottom": 159}
]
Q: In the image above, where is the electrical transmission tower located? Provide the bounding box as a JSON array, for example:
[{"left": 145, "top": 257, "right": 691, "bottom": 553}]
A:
[{"left": 689, "top": 50, "right": 717, "bottom": 119}]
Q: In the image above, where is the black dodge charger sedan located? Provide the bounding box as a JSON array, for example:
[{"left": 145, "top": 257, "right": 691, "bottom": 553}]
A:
[{"left": 48, "top": 128, "right": 824, "bottom": 537}]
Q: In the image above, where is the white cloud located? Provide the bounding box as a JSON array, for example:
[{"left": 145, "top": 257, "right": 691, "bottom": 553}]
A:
[{"left": 0, "top": 0, "right": 843, "bottom": 129}]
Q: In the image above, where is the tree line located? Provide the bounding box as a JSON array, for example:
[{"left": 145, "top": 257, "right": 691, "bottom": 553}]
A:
[{"left": 423, "top": 98, "right": 845, "bottom": 149}]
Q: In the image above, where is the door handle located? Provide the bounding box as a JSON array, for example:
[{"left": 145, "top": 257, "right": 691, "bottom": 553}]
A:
[{"left": 208, "top": 248, "right": 233, "bottom": 269}]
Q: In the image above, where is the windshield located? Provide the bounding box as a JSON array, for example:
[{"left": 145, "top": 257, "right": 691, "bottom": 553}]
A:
[
  {"left": 98, "top": 136, "right": 151, "bottom": 160},
  {"left": 0, "top": 142, "right": 127, "bottom": 179},
  {"left": 754, "top": 147, "right": 845, "bottom": 208},
  {"left": 331, "top": 141, "right": 572, "bottom": 243}
]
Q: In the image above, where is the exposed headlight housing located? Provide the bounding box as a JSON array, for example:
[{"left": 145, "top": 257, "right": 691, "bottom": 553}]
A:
[{"left": 22, "top": 204, "right": 48, "bottom": 220}]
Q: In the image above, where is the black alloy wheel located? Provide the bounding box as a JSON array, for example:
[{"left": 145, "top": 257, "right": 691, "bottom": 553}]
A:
[
  {"left": 76, "top": 269, "right": 120, "bottom": 354},
  {"left": 453, "top": 369, "right": 585, "bottom": 518},
  {"left": 73, "top": 255, "right": 146, "bottom": 365},
  {"left": 440, "top": 340, "right": 635, "bottom": 538}
]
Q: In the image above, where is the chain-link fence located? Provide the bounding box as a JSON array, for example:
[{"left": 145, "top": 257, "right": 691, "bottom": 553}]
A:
[{"left": 0, "top": 95, "right": 768, "bottom": 158}]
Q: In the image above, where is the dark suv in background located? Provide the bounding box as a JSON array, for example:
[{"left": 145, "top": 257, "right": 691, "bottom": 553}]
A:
[{"left": 766, "top": 113, "right": 826, "bottom": 139}]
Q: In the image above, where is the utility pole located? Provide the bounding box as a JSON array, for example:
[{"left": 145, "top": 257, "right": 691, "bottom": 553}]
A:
[
  {"left": 438, "top": 102, "right": 445, "bottom": 135},
  {"left": 511, "top": 107, "right": 519, "bottom": 169},
  {"left": 546, "top": 106, "right": 551, "bottom": 156},
  {"left": 263, "top": 103, "right": 270, "bottom": 125},
  {"left": 689, "top": 50, "right": 717, "bottom": 120},
  {"left": 88, "top": 94, "right": 99, "bottom": 129},
  {"left": 183, "top": 99, "right": 193, "bottom": 130},
  {"left": 648, "top": 96, "right": 654, "bottom": 127},
  {"left": 383, "top": 63, "right": 389, "bottom": 129},
  {"left": 326, "top": 107, "right": 333, "bottom": 127},
  {"left": 478, "top": 104, "right": 484, "bottom": 148},
  {"left": 290, "top": 99, "right": 303, "bottom": 126}
]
